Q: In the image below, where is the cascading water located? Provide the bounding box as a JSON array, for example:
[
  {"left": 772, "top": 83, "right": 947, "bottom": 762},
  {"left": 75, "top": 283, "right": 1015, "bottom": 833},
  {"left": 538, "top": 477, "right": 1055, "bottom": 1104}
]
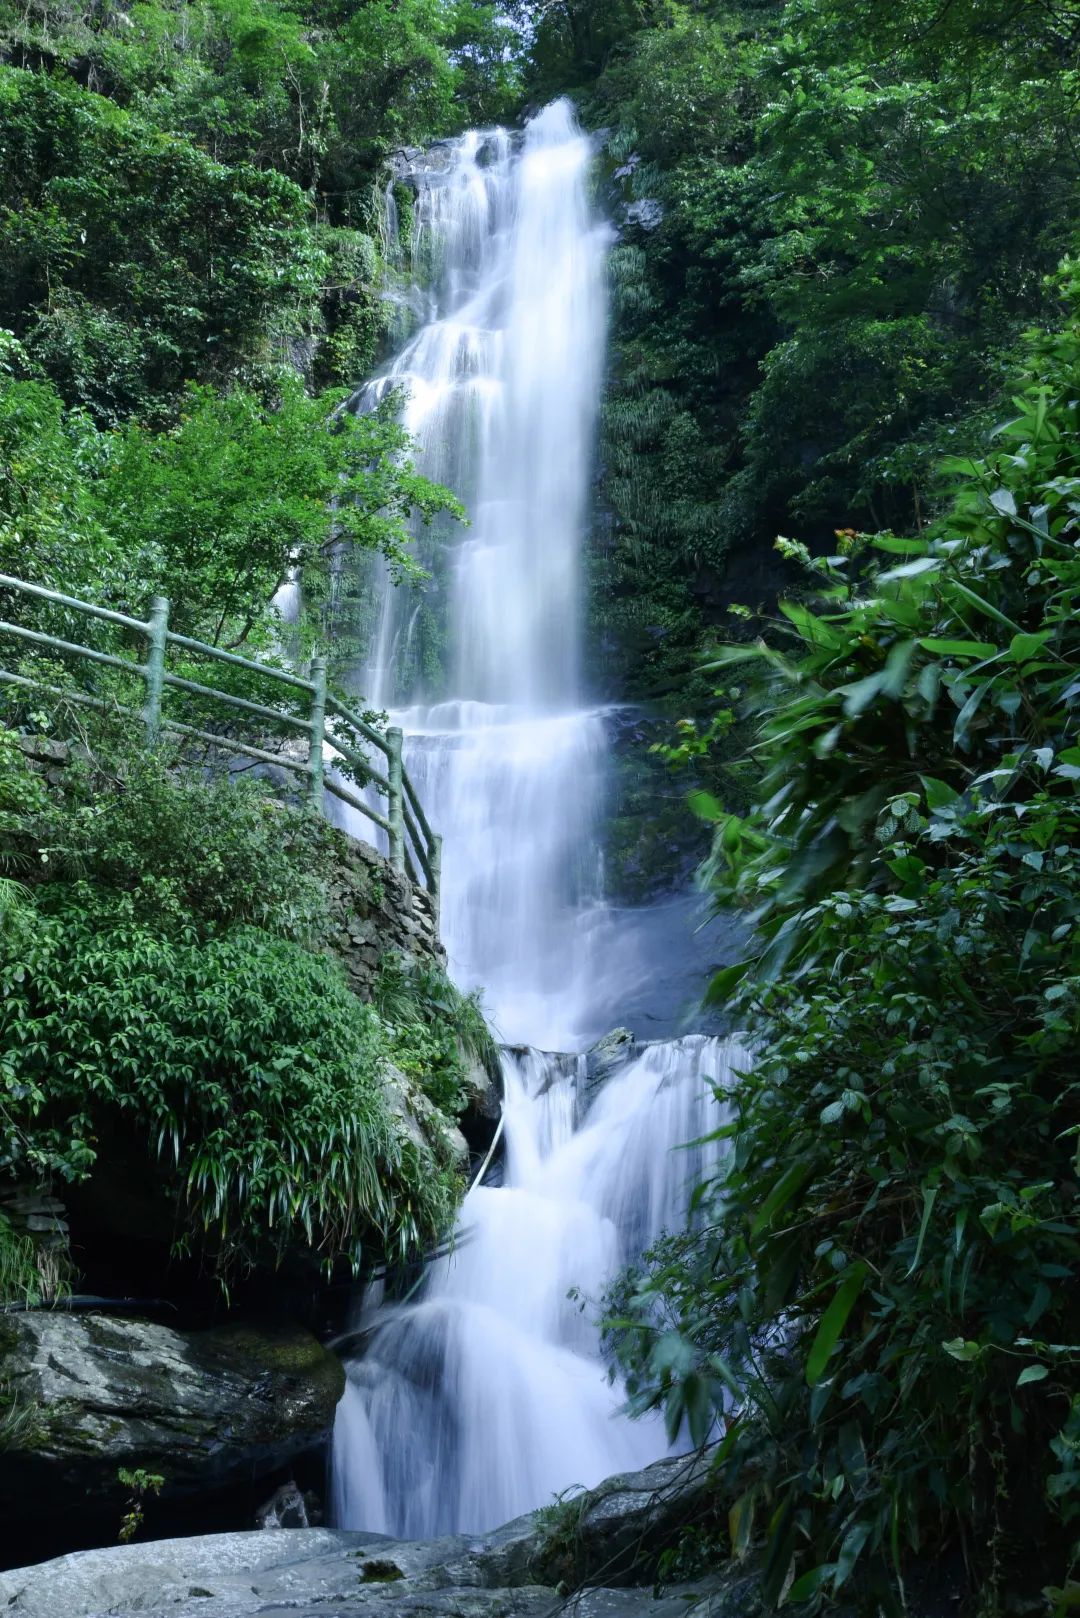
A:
[
  {"left": 331, "top": 100, "right": 742, "bottom": 1537},
  {"left": 350, "top": 100, "right": 614, "bottom": 1051},
  {"left": 333, "top": 1036, "right": 744, "bottom": 1535}
]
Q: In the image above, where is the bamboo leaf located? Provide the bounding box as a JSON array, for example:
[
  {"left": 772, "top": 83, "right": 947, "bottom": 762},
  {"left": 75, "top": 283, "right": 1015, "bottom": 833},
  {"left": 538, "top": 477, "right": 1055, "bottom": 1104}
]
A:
[
  {"left": 751, "top": 1158, "right": 815, "bottom": 1240},
  {"left": 806, "top": 1266, "right": 866, "bottom": 1386}
]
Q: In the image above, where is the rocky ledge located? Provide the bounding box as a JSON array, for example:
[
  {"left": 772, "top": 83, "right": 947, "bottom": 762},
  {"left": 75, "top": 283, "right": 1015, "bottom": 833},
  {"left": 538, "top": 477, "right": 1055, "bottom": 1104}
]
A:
[
  {"left": 0, "top": 1312, "right": 344, "bottom": 1560},
  {"left": 0, "top": 1455, "right": 754, "bottom": 1618}
]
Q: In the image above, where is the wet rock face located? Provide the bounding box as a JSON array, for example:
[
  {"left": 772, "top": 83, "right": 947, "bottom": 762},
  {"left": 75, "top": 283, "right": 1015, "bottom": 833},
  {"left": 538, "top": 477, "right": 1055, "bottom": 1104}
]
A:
[
  {"left": 529, "top": 1454, "right": 722, "bottom": 1590},
  {"left": 0, "top": 1314, "right": 344, "bottom": 1513}
]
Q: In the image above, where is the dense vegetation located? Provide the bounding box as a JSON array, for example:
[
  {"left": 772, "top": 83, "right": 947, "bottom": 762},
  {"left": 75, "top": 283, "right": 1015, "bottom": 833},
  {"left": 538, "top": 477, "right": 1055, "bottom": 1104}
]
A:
[
  {"left": 0, "top": 733, "right": 492, "bottom": 1287},
  {"left": 3, "top": 0, "right": 1080, "bottom": 1603},
  {"left": 507, "top": 0, "right": 1080, "bottom": 705},
  {"left": 0, "top": 0, "right": 501, "bottom": 1301},
  {"left": 0, "top": 0, "right": 518, "bottom": 419},
  {"left": 605, "top": 284, "right": 1080, "bottom": 1610}
]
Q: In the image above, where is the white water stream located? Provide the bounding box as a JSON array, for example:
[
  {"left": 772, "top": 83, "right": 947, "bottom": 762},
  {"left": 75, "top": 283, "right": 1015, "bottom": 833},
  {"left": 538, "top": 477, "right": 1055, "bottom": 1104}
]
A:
[{"left": 331, "top": 101, "right": 742, "bottom": 1537}]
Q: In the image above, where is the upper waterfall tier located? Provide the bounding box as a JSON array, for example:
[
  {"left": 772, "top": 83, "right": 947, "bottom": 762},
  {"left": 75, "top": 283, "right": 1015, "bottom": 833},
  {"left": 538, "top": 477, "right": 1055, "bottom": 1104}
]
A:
[
  {"left": 358, "top": 99, "right": 611, "bottom": 715},
  {"left": 340, "top": 100, "right": 616, "bottom": 1048}
]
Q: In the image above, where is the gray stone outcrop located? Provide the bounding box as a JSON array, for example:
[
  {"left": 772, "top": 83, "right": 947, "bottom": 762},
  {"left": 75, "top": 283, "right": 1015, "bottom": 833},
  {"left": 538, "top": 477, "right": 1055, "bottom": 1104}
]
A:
[
  {"left": 0, "top": 1313, "right": 344, "bottom": 1504},
  {"left": 0, "top": 1454, "right": 743, "bottom": 1618},
  {"left": 325, "top": 832, "right": 444, "bottom": 1000}
]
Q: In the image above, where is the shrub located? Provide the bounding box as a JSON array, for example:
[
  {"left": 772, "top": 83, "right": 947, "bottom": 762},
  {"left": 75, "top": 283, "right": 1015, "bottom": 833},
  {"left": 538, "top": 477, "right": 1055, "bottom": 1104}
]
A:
[
  {"left": 606, "top": 276, "right": 1080, "bottom": 1611},
  {"left": 371, "top": 953, "right": 499, "bottom": 1116},
  {"left": 25, "top": 748, "right": 332, "bottom": 944},
  {"left": 0, "top": 884, "right": 459, "bottom": 1278}
]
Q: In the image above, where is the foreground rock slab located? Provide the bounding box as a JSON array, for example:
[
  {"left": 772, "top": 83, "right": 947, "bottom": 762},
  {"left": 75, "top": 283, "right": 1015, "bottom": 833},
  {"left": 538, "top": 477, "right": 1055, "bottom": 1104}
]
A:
[
  {"left": 0, "top": 1456, "right": 747, "bottom": 1618},
  {"left": 0, "top": 1525, "right": 724, "bottom": 1618}
]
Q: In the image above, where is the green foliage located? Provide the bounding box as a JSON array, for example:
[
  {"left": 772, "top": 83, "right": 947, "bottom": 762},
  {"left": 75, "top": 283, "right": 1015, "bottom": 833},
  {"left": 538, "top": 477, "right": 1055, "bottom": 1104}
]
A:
[
  {"left": 117, "top": 1467, "right": 164, "bottom": 1543},
  {"left": 0, "top": 341, "right": 460, "bottom": 656},
  {"left": 0, "top": 66, "right": 328, "bottom": 421},
  {"left": 530, "top": 1484, "right": 591, "bottom": 1589},
  {"left": 0, "top": 882, "right": 458, "bottom": 1276},
  {"left": 23, "top": 749, "right": 332, "bottom": 942},
  {"left": 87, "top": 374, "right": 459, "bottom": 645},
  {"left": 0, "top": 0, "right": 522, "bottom": 424},
  {"left": 0, "top": 1383, "right": 44, "bottom": 1453},
  {"left": 605, "top": 287, "right": 1080, "bottom": 1609},
  {"left": 0, "top": 1212, "right": 41, "bottom": 1307},
  {"left": 0, "top": 0, "right": 504, "bottom": 1301},
  {"left": 0, "top": 737, "right": 467, "bottom": 1280},
  {"left": 371, "top": 952, "right": 497, "bottom": 1116},
  {"left": 577, "top": 0, "right": 1080, "bottom": 700}
]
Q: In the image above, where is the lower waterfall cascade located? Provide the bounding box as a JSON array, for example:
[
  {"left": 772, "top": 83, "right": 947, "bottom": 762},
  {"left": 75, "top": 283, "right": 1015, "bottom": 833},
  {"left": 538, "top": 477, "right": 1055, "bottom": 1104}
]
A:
[
  {"left": 332, "top": 1036, "right": 745, "bottom": 1537},
  {"left": 330, "top": 100, "right": 739, "bottom": 1537}
]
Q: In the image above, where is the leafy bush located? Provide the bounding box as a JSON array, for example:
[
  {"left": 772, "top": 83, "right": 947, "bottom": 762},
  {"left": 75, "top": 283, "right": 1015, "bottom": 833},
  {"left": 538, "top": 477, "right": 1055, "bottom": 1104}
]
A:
[
  {"left": 606, "top": 281, "right": 1080, "bottom": 1610},
  {"left": 88, "top": 375, "right": 460, "bottom": 644},
  {"left": 371, "top": 952, "right": 499, "bottom": 1116},
  {"left": 0, "top": 67, "right": 327, "bottom": 420},
  {"left": 0, "top": 343, "right": 459, "bottom": 658},
  {"left": 0, "top": 883, "right": 458, "bottom": 1277},
  {"left": 25, "top": 750, "right": 332, "bottom": 943},
  {"left": 576, "top": 0, "right": 1080, "bottom": 700}
]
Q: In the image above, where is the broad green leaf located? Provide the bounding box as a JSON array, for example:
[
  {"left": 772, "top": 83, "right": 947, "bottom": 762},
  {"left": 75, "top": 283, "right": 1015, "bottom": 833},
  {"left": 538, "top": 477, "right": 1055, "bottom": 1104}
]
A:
[
  {"left": 649, "top": 1330, "right": 695, "bottom": 1377},
  {"left": 787, "top": 1564, "right": 835, "bottom": 1601},
  {"left": 833, "top": 1521, "right": 872, "bottom": 1589},
  {"left": 881, "top": 638, "right": 916, "bottom": 696},
  {"left": 841, "top": 671, "right": 887, "bottom": 717},
  {"left": 920, "top": 775, "right": 960, "bottom": 812},
  {"left": 806, "top": 1266, "right": 866, "bottom": 1386},
  {"left": 879, "top": 557, "right": 940, "bottom": 580},
  {"left": 951, "top": 582, "right": 1023, "bottom": 633},
  {"left": 704, "top": 958, "right": 750, "bottom": 1006},
  {"left": 1017, "top": 1364, "right": 1049, "bottom": 1387},
  {"left": 918, "top": 638, "right": 998, "bottom": 658},
  {"left": 688, "top": 790, "right": 724, "bottom": 822},
  {"left": 942, "top": 1338, "right": 981, "bottom": 1362},
  {"left": 751, "top": 1158, "right": 815, "bottom": 1240},
  {"left": 872, "top": 535, "right": 927, "bottom": 555},
  {"left": 1008, "top": 630, "right": 1052, "bottom": 664},
  {"left": 779, "top": 599, "right": 844, "bottom": 647},
  {"left": 683, "top": 1371, "right": 713, "bottom": 1446}
]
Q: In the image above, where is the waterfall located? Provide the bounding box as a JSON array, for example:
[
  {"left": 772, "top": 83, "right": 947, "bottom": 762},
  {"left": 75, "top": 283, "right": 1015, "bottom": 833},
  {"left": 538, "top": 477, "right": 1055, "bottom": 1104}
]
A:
[
  {"left": 333, "top": 1036, "right": 745, "bottom": 1536},
  {"left": 331, "top": 100, "right": 741, "bottom": 1538}
]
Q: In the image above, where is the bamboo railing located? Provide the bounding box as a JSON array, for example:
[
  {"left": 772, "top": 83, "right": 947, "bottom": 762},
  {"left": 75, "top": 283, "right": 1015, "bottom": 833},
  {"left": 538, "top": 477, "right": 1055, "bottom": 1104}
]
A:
[{"left": 0, "top": 573, "right": 440, "bottom": 924}]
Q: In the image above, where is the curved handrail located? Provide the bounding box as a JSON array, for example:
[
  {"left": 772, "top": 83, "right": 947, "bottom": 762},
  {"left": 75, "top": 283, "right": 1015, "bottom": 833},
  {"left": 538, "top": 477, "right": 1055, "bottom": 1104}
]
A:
[{"left": 0, "top": 574, "right": 440, "bottom": 925}]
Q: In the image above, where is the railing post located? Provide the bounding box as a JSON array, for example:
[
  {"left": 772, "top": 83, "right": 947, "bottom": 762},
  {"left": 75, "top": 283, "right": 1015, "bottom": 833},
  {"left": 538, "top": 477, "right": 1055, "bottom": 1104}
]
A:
[
  {"left": 430, "top": 832, "right": 442, "bottom": 931},
  {"left": 143, "top": 595, "right": 169, "bottom": 748},
  {"left": 387, "top": 725, "right": 406, "bottom": 875},
  {"left": 308, "top": 655, "right": 327, "bottom": 813}
]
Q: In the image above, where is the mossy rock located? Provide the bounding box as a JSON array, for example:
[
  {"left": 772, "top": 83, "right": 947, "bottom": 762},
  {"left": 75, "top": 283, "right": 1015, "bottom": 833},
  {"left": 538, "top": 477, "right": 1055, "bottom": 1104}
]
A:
[{"left": 0, "top": 1312, "right": 344, "bottom": 1500}]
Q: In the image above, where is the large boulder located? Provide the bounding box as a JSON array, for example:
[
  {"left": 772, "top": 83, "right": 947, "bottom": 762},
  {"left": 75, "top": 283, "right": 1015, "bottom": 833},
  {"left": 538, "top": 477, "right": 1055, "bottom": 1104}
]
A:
[
  {"left": 528, "top": 1453, "right": 720, "bottom": 1588},
  {"left": 0, "top": 1448, "right": 749, "bottom": 1618},
  {"left": 0, "top": 1312, "right": 344, "bottom": 1545},
  {"left": 0, "top": 1517, "right": 736, "bottom": 1618},
  {"left": 583, "top": 1027, "right": 639, "bottom": 1105}
]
